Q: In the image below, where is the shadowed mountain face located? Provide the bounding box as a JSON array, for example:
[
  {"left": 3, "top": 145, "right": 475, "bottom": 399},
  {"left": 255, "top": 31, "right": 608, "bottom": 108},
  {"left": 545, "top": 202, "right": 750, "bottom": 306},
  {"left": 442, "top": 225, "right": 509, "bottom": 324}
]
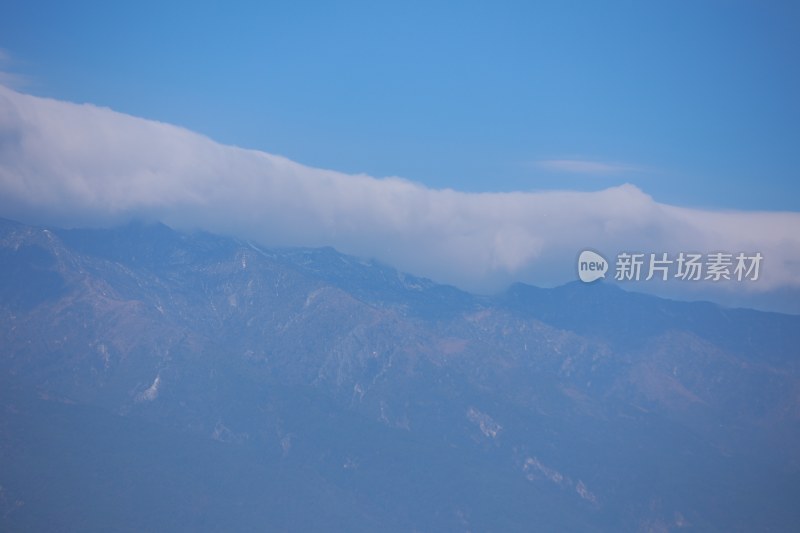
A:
[{"left": 1, "top": 217, "right": 798, "bottom": 532}]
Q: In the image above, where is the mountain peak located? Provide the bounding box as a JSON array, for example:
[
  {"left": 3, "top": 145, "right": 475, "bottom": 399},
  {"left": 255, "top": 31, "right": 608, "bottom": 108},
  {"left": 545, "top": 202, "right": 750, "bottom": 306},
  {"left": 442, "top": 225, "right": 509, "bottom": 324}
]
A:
[{"left": 2, "top": 218, "right": 799, "bottom": 532}]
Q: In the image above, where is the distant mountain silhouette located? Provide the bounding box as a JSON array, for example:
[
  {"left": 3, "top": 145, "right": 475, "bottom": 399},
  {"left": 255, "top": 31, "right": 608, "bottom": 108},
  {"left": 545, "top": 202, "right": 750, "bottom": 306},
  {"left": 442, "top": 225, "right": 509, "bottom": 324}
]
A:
[{"left": 1, "top": 218, "right": 798, "bottom": 532}]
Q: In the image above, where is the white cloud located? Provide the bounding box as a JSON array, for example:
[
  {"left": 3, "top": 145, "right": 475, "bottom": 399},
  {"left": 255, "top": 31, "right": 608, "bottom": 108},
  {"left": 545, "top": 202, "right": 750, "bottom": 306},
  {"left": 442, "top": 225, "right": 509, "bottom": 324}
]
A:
[
  {"left": 537, "top": 159, "right": 640, "bottom": 175},
  {"left": 1, "top": 85, "right": 799, "bottom": 303}
]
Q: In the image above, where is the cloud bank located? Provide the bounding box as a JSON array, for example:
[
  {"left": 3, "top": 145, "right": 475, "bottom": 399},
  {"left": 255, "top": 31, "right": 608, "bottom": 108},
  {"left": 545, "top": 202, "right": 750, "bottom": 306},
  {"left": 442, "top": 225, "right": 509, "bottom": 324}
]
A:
[{"left": 1, "top": 85, "right": 799, "bottom": 307}]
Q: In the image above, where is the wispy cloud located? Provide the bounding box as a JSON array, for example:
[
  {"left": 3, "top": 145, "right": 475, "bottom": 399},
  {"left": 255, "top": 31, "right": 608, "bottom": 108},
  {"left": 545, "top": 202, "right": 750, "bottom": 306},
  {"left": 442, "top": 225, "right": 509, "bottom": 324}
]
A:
[
  {"left": 537, "top": 159, "right": 641, "bottom": 175},
  {"left": 1, "top": 86, "right": 798, "bottom": 305},
  {"left": 0, "top": 49, "right": 30, "bottom": 90}
]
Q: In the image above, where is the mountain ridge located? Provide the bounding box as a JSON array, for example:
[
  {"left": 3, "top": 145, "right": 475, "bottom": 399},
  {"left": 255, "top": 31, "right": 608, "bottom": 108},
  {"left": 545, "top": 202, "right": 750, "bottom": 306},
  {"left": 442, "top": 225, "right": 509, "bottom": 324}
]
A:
[{"left": 1, "top": 217, "right": 799, "bottom": 532}]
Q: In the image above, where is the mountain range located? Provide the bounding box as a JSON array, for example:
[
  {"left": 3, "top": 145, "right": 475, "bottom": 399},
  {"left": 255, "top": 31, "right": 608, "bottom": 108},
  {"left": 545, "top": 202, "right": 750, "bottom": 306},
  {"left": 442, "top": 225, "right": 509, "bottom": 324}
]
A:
[{"left": 1, "top": 217, "right": 798, "bottom": 532}]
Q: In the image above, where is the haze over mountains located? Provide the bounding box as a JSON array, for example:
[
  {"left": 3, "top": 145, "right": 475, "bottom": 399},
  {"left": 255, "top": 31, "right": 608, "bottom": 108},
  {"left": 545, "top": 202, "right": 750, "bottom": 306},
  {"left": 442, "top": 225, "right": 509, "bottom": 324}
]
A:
[
  {"left": 1, "top": 217, "right": 799, "bottom": 532},
  {"left": 2, "top": 85, "right": 800, "bottom": 313}
]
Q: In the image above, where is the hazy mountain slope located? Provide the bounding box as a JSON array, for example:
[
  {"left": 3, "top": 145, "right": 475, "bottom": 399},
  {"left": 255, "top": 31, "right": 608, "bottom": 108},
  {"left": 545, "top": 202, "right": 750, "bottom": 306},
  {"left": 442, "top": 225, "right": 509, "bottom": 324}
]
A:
[{"left": 1, "top": 218, "right": 798, "bottom": 532}]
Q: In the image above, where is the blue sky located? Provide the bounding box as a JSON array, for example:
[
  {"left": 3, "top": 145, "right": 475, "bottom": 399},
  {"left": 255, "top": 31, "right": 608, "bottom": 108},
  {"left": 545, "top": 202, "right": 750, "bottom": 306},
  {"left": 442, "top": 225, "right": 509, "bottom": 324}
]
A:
[{"left": 2, "top": 0, "right": 798, "bottom": 210}]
